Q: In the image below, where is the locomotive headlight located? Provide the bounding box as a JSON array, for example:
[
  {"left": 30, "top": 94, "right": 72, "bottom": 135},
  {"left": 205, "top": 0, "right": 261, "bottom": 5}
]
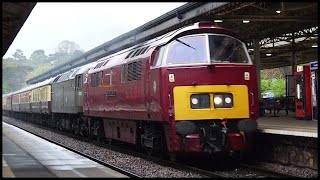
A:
[
  {"left": 190, "top": 94, "right": 210, "bottom": 109},
  {"left": 214, "top": 93, "right": 233, "bottom": 108},
  {"left": 214, "top": 96, "right": 223, "bottom": 104},
  {"left": 191, "top": 98, "right": 199, "bottom": 105},
  {"left": 225, "top": 97, "right": 232, "bottom": 104}
]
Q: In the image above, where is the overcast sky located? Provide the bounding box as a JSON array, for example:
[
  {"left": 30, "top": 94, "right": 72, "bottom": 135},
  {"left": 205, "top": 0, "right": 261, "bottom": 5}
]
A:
[{"left": 4, "top": 2, "right": 186, "bottom": 59}]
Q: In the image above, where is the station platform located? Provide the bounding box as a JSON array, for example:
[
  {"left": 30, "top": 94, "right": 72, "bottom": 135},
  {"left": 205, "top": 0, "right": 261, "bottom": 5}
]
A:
[
  {"left": 2, "top": 122, "right": 128, "bottom": 178},
  {"left": 257, "top": 110, "right": 318, "bottom": 138}
]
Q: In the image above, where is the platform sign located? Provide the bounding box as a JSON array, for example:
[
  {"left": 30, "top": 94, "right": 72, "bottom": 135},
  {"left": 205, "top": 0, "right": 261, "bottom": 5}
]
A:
[
  {"left": 297, "top": 65, "right": 303, "bottom": 72},
  {"left": 310, "top": 61, "right": 318, "bottom": 70}
]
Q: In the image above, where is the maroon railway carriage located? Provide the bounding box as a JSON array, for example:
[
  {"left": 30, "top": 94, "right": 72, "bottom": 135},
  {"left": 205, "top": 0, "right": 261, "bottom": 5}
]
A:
[{"left": 83, "top": 22, "right": 259, "bottom": 158}]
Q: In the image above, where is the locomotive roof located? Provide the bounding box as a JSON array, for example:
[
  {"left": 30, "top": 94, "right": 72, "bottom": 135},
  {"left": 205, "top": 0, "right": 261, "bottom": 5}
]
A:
[
  {"left": 9, "top": 76, "right": 56, "bottom": 95},
  {"left": 88, "top": 22, "right": 238, "bottom": 74},
  {"left": 2, "top": 92, "right": 13, "bottom": 98},
  {"left": 53, "top": 61, "right": 99, "bottom": 83},
  {"left": 6, "top": 61, "right": 99, "bottom": 97}
]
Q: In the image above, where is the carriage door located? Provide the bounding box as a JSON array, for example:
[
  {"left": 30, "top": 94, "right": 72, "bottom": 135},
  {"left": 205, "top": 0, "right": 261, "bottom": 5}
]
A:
[
  {"left": 75, "top": 75, "right": 83, "bottom": 112},
  {"left": 83, "top": 73, "right": 90, "bottom": 114}
]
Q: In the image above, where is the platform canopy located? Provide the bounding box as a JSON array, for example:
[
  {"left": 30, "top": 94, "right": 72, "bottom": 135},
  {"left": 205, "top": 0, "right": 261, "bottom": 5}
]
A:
[{"left": 2, "top": 2, "right": 36, "bottom": 57}]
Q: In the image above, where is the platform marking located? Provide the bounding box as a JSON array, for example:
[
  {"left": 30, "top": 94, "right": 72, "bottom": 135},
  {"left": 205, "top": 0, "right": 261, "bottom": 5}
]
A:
[
  {"left": 258, "top": 128, "right": 318, "bottom": 138},
  {"left": 2, "top": 159, "right": 15, "bottom": 177}
]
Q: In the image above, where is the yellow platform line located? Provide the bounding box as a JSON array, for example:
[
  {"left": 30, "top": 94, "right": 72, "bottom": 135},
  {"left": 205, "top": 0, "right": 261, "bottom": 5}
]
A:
[{"left": 2, "top": 158, "right": 15, "bottom": 178}]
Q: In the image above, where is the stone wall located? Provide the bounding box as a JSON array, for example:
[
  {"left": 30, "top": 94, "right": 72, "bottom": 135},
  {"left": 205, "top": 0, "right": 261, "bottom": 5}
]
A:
[{"left": 252, "top": 133, "right": 318, "bottom": 170}]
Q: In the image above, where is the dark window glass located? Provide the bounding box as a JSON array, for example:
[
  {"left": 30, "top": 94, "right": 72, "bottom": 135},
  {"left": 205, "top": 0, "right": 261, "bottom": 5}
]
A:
[{"left": 209, "top": 35, "right": 249, "bottom": 63}]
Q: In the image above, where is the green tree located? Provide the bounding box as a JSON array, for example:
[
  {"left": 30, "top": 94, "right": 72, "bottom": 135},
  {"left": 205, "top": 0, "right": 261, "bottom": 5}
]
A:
[
  {"left": 29, "top": 49, "right": 48, "bottom": 64},
  {"left": 270, "top": 78, "right": 286, "bottom": 98},
  {"left": 27, "top": 63, "right": 53, "bottom": 80},
  {"left": 261, "top": 79, "right": 271, "bottom": 93},
  {"left": 2, "top": 80, "right": 10, "bottom": 94},
  {"left": 50, "top": 40, "right": 84, "bottom": 65},
  {"left": 12, "top": 49, "right": 27, "bottom": 61},
  {"left": 55, "top": 40, "right": 83, "bottom": 55},
  {"left": 2, "top": 60, "right": 33, "bottom": 91}
]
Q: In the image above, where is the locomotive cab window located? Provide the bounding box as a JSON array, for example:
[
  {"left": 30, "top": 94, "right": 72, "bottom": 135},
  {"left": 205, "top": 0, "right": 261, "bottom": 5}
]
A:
[
  {"left": 166, "top": 35, "right": 208, "bottom": 65},
  {"left": 209, "top": 35, "right": 249, "bottom": 64}
]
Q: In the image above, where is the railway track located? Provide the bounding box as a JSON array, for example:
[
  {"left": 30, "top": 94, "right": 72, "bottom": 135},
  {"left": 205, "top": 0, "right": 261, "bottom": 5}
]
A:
[
  {"left": 239, "top": 163, "right": 300, "bottom": 178},
  {"left": 3, "top": 117, "right": 302, "bottom": 178}
]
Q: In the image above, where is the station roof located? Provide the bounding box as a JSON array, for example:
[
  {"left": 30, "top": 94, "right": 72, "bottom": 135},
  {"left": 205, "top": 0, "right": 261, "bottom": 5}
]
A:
[
  {"left": 2, "top": 2, "right": 36, "bottom": 57},
  {"left": 195, "top": 2, "right": 318, "bottom": 69}
]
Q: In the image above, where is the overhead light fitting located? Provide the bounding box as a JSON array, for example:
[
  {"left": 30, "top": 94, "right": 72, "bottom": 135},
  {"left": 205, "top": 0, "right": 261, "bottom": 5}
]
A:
[
  {"left": 266, "top": 53, "right": 272, "bottom": 56},
  {"left": 276, "top": 10, "right": 281, "bottom": 14},
  {"left": 243, "top": 20, "right": 250, "bottom": 23},
  {"left": 311, "top": 44, "right": 318, "bottom": 48},
  {"left": 214, "top": 20, "right": 223, "bottom": 23}
]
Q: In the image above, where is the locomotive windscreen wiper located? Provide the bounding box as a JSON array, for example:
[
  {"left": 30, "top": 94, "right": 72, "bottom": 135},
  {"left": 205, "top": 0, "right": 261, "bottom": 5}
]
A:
[{"left": 175, "top": 38, "right": 196, "bottom": 50}]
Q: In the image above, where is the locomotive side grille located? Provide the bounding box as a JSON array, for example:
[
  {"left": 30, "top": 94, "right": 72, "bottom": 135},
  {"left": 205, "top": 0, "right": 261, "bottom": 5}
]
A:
[{"left": 127, "top": 61, "right": 142, "bottom": 81}]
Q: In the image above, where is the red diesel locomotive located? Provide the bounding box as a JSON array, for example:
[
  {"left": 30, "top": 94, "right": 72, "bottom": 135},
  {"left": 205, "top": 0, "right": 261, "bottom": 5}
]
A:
[
  {"left": 82, "top": 22, "right": 259, "bottom": 158},
  {"left": 3, "top": 22, "right": 258, "bottom": 160}
]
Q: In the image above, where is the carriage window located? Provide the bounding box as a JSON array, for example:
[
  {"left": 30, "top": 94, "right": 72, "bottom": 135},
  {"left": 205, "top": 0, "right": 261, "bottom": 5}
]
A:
[
  {"left": 166, "top": 35, "right": 208, "bottom": 65},
  {"left": 209, "top": 35, "right": 249, "bottom": 63}
]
